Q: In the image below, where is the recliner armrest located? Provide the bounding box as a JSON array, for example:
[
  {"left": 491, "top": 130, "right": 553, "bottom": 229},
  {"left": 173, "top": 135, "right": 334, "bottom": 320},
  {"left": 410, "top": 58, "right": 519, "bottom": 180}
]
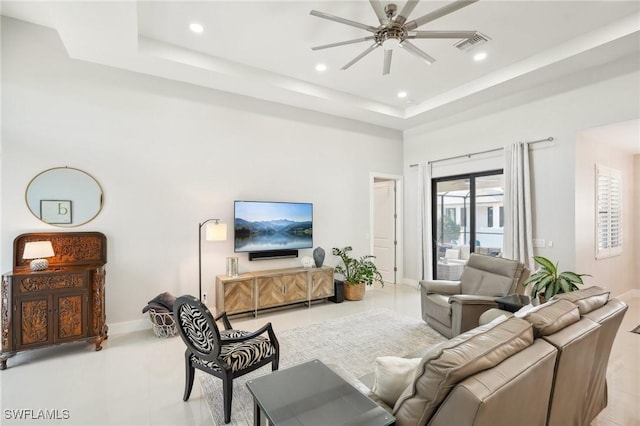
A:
[
  {"left": 420, "top": 280, "right": 461, "bottom": 295},
  {"left": 449, "top": 295, "right": 499, "bottom": 305}
]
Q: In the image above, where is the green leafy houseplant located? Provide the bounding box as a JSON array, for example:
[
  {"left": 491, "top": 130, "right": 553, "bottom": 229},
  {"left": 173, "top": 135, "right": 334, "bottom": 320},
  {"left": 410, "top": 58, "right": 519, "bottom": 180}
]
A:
[
  {"left": 332, "top": 246, "right": 383, "bottom": 287},
  {"left": 523, "top": 256, "right": 589, "bottom": 301}
]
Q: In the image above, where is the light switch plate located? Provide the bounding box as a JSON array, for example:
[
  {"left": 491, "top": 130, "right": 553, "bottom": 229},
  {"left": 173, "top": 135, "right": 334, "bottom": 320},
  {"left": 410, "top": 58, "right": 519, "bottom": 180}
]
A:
[{"left": 533, "top": 238, "right": 545, "bottom": 248}]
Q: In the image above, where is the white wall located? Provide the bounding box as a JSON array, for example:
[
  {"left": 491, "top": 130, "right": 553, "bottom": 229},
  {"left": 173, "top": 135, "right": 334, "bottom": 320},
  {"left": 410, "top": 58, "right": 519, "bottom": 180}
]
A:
[
  {"left": 636, "top": 155, "right": 640, "bottom": 288},
  {"left": 575, "top": 121, "right": 639, "bottom": 297},
  {"left": 403, "top": 66, "right": 640, "bottom": 297},
  {"left": 0, "top": 18, "right": 403, "bottom": 327}
]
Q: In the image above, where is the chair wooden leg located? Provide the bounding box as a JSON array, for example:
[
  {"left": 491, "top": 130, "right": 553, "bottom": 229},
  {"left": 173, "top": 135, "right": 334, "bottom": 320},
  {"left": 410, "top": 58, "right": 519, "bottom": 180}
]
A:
[
  {"left": 222, "top": 373, "right": 233, "bottom": 424},
  {"left": 183, "top": 355, "right": 195, "bottom": 401}
]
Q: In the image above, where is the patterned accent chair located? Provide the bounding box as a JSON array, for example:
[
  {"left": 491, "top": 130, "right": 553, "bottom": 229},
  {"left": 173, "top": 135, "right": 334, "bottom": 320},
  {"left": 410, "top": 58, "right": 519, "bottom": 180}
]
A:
[{"left": 173, "top": 295, "right": 280, "bottom": 424}]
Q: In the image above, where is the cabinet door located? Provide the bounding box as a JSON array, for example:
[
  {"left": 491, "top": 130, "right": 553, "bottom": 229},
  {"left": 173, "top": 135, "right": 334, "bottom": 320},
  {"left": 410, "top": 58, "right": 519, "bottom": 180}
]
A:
[
  {"left": 311, "top": 268, "right": 334, "bottom": 299},
  {"left": 54, "top": 291, "right": 88, "bottom": 343},
  {"left": 257, "top": 272, "right": 307, "bottom": 308},
  {"left": 14, "top": 295, "right": 53, "bottom": 350},
  {"left": 257, "top": 277, "right": 285, "bottom": 308},
  {"left": 280, "top": 272, "right": 308, "bottom": 303},
  {"left": 223, "top": 279, "right": 255, "bottom": 314}
]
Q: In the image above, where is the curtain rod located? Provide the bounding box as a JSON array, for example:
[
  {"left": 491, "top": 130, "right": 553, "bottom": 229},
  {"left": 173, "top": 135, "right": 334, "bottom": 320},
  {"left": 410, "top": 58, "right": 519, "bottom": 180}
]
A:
[{"left": 409, "top": 137, "right": 553, "bottom": 167}]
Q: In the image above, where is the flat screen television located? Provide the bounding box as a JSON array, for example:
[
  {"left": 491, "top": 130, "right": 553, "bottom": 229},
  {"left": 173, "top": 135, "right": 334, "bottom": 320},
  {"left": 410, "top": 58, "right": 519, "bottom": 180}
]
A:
[{"left": 234, "top": 201, "right": 313, "bottom": 253}]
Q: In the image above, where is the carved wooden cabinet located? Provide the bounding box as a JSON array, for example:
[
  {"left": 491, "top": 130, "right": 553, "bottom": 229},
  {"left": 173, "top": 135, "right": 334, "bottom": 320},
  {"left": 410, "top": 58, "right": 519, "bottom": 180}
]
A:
[
  {"left": 1, "top": 232, "right": 107, "bottom": 370},
  {"left": 215, "top": 266, "right": 334, "bottom": 316}
]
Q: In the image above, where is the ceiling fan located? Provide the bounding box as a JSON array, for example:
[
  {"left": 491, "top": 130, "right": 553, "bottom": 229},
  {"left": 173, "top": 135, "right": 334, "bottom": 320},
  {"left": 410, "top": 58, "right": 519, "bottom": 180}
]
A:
[{"left": 310, "top": 0, "right": 480, "bottom": 75}]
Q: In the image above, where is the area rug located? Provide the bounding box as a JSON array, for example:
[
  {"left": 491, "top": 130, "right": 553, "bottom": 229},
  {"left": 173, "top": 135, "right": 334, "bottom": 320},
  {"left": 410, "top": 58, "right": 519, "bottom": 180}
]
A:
[
  {"left": 198, "top": 309, "right": 446, "bottom": 425},
  {"left": 631, "top": 325, "right": 640, "bottom": 334}
]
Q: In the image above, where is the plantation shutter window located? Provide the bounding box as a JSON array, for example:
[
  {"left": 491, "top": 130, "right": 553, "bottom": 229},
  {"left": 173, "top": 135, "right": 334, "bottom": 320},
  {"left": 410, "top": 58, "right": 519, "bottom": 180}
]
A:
[{"left": 595, "top": 164, "right": 622, "bottom": 259}]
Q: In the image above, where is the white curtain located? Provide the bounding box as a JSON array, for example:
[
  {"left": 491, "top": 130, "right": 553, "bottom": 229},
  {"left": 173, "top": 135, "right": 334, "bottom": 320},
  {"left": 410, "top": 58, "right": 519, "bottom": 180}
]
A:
[
  {"left": 416, "top": 163, "right": 433, "bottom": 282},
  {"left": 503, "top": 142, "right": 535, "bottom": 272}
]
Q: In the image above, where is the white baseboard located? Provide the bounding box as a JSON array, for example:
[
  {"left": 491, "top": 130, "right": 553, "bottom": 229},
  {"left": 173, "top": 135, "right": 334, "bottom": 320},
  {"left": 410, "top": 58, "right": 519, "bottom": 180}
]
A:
[
  {"left": 400, "top": 278, "right": 420, "bottom": 288},
  {"left": 107, "top": 318, "right": 151, "bottom": 336}
]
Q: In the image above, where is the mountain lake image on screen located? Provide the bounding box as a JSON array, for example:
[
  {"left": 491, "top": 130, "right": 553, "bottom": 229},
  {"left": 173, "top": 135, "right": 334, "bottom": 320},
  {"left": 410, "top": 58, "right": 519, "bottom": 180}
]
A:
[{"left": 234, "top": 201, "right": 313, "bottom": 253}]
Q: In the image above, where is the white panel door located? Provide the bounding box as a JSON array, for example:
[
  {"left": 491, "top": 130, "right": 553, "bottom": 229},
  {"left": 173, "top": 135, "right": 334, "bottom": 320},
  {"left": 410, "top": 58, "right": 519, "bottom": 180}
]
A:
[{"left": 374, "top": 180, "right": 396, "bottom": 283}]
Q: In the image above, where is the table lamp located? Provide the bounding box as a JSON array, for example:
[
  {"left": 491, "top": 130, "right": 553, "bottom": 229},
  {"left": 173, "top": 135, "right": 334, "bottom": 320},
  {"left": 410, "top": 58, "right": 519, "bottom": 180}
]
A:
[{"left": 23, "top": 241, "right": 55, "bottom": 271}]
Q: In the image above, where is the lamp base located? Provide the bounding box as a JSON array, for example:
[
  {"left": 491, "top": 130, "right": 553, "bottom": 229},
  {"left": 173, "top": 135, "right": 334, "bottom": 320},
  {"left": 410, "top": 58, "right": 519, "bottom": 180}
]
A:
[{"left": 29, "top": 258, "right": 49, "bottom": 271}]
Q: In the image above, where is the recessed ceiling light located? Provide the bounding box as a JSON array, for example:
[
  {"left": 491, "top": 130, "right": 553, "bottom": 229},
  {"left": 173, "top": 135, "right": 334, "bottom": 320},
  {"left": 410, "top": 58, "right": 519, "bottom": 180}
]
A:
[
  {"left": 189, "top": 23, "right": 204, "bottom": 34},
  {"left": 397, "top": 91, "right": 408, "bottom": 99},
  {"left": 315, "top": 63, "right": 327, "bottom": 72},
  {"left": 473, "top": 51, "right": 487, "bottom": 61}
]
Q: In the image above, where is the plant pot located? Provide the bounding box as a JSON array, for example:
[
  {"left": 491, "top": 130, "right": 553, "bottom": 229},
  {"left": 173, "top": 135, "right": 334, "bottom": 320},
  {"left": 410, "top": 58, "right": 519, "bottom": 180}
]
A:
[{"left": 343, "top": 281, "right": 366, "bottom": 301}]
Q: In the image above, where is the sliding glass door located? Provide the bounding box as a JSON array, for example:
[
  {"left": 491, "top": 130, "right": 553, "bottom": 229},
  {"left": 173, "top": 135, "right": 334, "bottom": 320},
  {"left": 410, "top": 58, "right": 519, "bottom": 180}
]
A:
[{"left": 432, "top": 171, "right": 504, "bottom": 280}]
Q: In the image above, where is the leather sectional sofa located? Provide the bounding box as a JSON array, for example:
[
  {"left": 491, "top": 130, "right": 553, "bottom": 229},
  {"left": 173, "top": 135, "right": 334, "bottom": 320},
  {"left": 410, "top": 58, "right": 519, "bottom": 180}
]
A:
[{"left": 350, "top": 286, "right": 627, "bottom": 426}]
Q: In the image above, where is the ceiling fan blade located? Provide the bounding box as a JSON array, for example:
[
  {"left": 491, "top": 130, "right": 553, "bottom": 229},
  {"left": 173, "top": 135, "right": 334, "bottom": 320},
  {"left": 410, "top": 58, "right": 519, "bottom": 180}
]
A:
[
  {"left": 408, "top": 30, "right": 478, "bottom": 39},
  {"left": 383, "top": 49, "right": 393, "bottom": 75},
  {"left": 310, "top": 10, "right": 378, "bottom": 33},
  {"left": 369, "top": 0, "right": 389, "bottom": 25},
  {"left": 312, "top": 36, "right": 376, "bottom": 50},
  {"left": 401, "top": 40, "right": 436, "bottom": 64},
  {"left": 341, "top": 43, "right": 379, "bottom": 70},
  {"left": 405, "top": 0, "right": 479, "bottom": 31},
  {"left": 395, "top": 0, "right": 420, "bottom": 25}
]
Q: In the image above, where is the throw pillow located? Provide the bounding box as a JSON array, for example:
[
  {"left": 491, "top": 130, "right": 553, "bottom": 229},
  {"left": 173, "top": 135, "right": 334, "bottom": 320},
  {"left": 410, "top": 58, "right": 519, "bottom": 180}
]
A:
[
  {"left": 444, "top": 249, "right": 460, "bottom": 260},
  {"left": 371, "top": 356, "right": 421, "bottom": 407}
]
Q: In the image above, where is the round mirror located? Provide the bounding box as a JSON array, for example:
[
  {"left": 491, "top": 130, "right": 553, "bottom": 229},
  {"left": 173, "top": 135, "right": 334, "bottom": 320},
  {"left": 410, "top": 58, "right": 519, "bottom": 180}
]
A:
[{"left": 25, "top": 167, "right": 104, "bottom": 227}]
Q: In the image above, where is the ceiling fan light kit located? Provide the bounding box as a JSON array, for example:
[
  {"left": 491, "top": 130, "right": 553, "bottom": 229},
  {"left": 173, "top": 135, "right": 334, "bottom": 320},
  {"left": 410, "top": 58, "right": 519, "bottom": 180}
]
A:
[{"left": 310, "top": 0, "right": 482, "bottom": 75}]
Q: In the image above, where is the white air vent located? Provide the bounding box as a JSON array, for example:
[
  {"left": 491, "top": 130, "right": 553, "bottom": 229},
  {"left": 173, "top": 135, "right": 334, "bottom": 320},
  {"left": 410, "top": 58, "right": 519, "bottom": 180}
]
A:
[{"left": 454, "top": 33, "right": 491, "bottom": 51}]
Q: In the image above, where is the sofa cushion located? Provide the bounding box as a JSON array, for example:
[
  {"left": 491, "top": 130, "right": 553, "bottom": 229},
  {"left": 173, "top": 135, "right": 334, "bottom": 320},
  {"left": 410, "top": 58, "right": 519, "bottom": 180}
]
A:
[
  {"left": 371, "top": 357, "right": 422, "bottom": 407},
  {"left": 392, "top": 315, "right": 533, "bottom": 425},
  {"left": 551, "top": 286, "right": 610, "bottom": 315},
  {"left": 520, "top": 299, "right": 580, "bottom": 337},
  {"left": 423, "top": 294, "right": 452, "bottom": 327}
]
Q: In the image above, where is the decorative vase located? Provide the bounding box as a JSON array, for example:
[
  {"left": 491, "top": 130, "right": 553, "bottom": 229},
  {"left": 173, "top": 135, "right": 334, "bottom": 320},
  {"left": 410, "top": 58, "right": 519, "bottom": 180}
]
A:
[
  {"left": 226, "top": 257, "right": 238, "bottom": 277},
  {"left": 343, "top": 281, "right": 366, "bottom": 301},
  {"left": 313, "top": 247, "right": 325, "bottom": 267}
]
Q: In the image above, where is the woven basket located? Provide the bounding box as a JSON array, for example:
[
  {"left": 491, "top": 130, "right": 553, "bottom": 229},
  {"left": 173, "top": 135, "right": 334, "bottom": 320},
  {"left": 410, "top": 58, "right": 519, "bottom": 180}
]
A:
[
  {"left": 148, "top": 309, "right": 177, "bottom": 338},
  {"left": 343, "top": 282, "right": 366, "bottom": 301}
]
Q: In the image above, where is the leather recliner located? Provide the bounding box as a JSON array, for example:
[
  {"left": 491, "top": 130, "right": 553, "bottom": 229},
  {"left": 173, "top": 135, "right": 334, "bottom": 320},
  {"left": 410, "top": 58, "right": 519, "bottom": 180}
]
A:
[{"left": 420, "top": 253, "right": 528, "bottom": 338}]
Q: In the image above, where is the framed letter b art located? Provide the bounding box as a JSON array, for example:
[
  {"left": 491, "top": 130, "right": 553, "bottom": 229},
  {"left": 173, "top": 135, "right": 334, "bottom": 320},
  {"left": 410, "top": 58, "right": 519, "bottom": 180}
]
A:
[{"left": 40, "top": 200, "right": 72, "bottom": 224}]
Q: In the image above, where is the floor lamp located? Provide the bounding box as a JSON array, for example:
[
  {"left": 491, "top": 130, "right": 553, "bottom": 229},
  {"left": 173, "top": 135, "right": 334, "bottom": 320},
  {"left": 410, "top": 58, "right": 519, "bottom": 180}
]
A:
[{"left": 198, "top": 218, "right": 227, "bottom": 301}]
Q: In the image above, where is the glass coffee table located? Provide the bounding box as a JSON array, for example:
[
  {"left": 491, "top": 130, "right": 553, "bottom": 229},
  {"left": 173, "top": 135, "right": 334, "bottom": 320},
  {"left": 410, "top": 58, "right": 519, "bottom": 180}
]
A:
[{"left": 246, "top": 359, "right": 395, "bottom": 426}]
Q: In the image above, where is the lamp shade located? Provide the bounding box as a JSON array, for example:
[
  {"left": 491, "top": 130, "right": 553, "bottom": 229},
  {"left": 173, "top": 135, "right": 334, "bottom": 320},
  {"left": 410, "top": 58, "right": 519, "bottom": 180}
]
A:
[
  {"left": 205, "top": 222, "right": 227, "bottom": 241},
  {"left": 23, "top": 241, "right": 55, "bottom": 271},
  {"left": 23, "top": 241, "right": 55, "bottom": 260}
]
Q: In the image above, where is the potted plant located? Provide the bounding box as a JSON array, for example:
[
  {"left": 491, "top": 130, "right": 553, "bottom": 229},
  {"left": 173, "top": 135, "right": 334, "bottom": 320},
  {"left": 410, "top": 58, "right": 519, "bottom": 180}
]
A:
[
  {"left": 332, "top": 246, "right": 383, "bottom": 301},
  {"left": 523, "top": 256, "right": 589, "bottom": 302}
]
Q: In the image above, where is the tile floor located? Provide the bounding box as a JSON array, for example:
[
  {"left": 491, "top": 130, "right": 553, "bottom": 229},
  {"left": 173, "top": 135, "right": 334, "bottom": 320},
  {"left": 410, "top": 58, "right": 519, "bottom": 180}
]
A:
[{"left": 0, "top": 284, "right": 638, "bottom": 426}]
